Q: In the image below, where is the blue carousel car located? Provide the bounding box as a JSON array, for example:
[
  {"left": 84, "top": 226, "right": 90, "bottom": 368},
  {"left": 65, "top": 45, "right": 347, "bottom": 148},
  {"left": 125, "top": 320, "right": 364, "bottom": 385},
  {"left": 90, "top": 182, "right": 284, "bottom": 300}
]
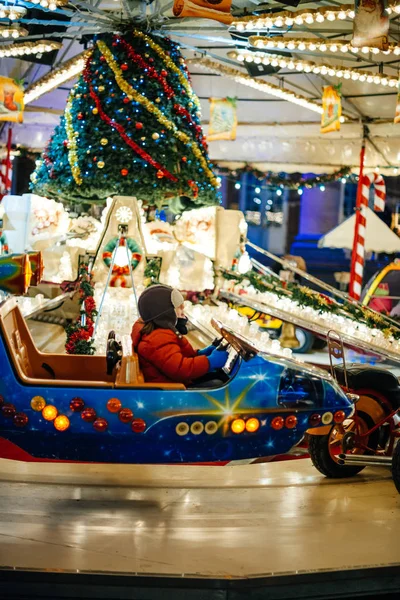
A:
[{"left": 0, "top": 298, "right": 354, "bottom": 464}]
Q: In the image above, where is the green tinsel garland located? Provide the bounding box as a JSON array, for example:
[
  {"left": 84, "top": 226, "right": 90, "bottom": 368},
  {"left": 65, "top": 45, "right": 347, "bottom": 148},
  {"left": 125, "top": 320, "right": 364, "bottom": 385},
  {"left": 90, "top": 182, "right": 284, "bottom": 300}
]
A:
[{"left": 222, "top": 270, "right": 400, "bottom": 341}]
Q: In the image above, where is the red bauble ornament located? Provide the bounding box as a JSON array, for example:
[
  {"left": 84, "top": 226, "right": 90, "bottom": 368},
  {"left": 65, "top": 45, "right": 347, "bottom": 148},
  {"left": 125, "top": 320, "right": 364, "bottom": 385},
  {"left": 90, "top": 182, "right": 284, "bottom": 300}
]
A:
[
  {"left": 121, "top": 169, "right": 129, "bottom": 176},
  {"left": 70, "top": 397, "right": 85, "bottom": 412},
  {"left": 63, "top": 140, "right": 68, "bottom": 148},
  {"left": 181, "top": 156, "right": 187, "bottom": 162},
  {"left": 2, "top": 403, "right": 16, "bottom": 418},
  {"left": 156, "top": 170, "right": 164, "bottom": 179},
  {"left": 81, "top": 407, "right": 97, "bottom": 422},
  {"left": 121, "top": 63, "right": 128, "bottom": 71},
  {"left": 77, "top": 113, "right": 84, "bottom": 120},
  {"left": 161, "top": 70, "right": 168, "bottom": 77},
  {"left": 93, "top": 156, "right": 97, "bottom": 162},
  {"left": 131, "top": 418, "right": 146, "bottom": 433},
  {"left": 123, "top": 97, "right": 130, "bottom": 104},
  {"left": 135, "top": 122, "right": 143, "bottom": 130},
  {"left": 93, "top": 418, "right": 108, "bottom": 432},
  {"left": 119, "top": 408, "right": 133, "bottom": 423},
  {"left": 14, "top": 412, "right": 28, "bottom": 428},
  {"left": 100, "top": 55, "right": 105, "bottom": 62}
]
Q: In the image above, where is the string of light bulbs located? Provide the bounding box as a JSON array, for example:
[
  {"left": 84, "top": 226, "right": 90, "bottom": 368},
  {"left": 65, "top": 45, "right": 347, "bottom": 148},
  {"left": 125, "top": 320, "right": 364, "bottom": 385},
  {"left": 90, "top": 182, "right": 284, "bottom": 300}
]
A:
[
  {"left": 27, "top": 0, "right": 68, "bottom": 10},
  {"left": 249, "top": 35, "right": 400, "bottom": 56},
  {"left": 0, "top": 4, "right": 27, "bottom": 19},
  {"left": 228, "top": 50, "right": 398, "bottom": 88},
  {"left": 231, "top": 3, "right": 400, "bottom": 31},
  {"left": 24, "top": 50, "right": 91, "bottom": 104},
  {"left": 188, "top": 57, "right": 325, "bottom": 115},
  {"left": 0, "top": 40, "right": 61, "bottom": 59},
  {"left": 0, "top": 25, "right": 28, "bottom": 38}
]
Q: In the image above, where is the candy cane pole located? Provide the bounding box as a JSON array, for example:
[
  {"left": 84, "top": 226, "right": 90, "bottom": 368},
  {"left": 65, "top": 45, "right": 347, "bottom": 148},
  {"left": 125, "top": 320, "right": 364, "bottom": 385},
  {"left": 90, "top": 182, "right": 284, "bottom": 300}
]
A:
[
  {"left": 349, "top": 137, "right": 366, "bottom": 300},
  {"left": 349, "top": 168, "right": 386, "bottom": 300}
]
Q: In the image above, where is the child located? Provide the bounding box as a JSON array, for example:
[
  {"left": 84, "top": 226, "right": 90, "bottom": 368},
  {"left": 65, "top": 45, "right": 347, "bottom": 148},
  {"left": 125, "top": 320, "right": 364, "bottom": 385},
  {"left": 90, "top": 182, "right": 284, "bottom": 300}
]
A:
[{"left": 131, "top": 284, "right": 228, "bottom": 385}]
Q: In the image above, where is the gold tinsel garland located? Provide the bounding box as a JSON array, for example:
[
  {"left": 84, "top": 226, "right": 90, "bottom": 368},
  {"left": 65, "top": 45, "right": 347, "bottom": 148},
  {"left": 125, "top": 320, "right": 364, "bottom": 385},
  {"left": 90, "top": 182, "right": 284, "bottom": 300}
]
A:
[
  {"left": 131, "top": 30, "right": 201, "bottom": 111},
  {"left": 97, "top": 40, "right": 218, "bottom": 188},
  {"left": 65, "top": 90, "right": 83, "bottom": 185}
]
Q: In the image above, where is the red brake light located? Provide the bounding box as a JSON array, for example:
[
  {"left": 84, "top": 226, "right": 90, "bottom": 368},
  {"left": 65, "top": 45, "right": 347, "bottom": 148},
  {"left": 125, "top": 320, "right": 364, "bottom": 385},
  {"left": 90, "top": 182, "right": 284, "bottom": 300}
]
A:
[
  {"left": 285, "top": 415, "right": 298, "bottom": 429},
  {"left": 271, "top": 416, "right": 284, "bottom": 430},
  {"left": 334, "top": 410, "right": 346, "bottom": 424},
  {"left": 309, "top": 413, "right": 321, "bottom": 427}
]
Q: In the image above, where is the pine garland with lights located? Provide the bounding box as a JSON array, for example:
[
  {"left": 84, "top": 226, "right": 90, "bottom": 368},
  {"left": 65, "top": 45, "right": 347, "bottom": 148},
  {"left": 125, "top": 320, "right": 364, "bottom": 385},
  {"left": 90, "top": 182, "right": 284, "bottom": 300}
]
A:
[
  {"left": 65, "top": 265, "right": 97, "bottom": 355},
  {"left": 31, "top": 29, "right": 219, "bottom": 212},
  {"left": 214, "top": 164, "right": 353, "bottom": 190},
  {"left": 222, "top": 269, "right": 400, "bottom": 341}
]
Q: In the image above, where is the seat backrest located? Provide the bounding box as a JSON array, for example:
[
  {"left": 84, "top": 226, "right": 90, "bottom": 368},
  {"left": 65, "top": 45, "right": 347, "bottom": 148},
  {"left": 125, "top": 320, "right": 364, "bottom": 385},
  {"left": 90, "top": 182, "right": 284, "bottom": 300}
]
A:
[
  {"left": 327, "top": 329, "right": 348, "bottom": 388},
  {"left": 13, "top": 329, "right": 33, "bottom": 377}
]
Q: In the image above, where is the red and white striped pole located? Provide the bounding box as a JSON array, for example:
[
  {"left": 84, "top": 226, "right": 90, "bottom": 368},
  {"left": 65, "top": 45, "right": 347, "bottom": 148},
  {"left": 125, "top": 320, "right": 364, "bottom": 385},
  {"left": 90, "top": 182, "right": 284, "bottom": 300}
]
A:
[
  {"left": 349, "top": 136, "right": 366, "bottom": 300},
  {"left": 349, "top": 164, "right": 386, "bottom": 300}
]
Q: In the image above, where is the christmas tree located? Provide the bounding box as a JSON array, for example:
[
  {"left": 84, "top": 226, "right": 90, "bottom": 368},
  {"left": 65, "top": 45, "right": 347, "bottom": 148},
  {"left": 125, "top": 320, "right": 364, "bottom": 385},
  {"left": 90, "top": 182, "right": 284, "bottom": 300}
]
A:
[{"left": 31, "top": 29, "right": 220, "bottom": 211}]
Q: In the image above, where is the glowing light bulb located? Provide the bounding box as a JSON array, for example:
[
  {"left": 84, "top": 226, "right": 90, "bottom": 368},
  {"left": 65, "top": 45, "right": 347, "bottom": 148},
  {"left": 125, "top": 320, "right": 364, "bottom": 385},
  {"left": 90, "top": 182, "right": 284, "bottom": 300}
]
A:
[
  {"left": 339, "top": 116, "right": 345, "bottom": 123},
  {"left": 338, "top": 11, "right": 347, "bottom": 19},
  {"left": 305, "top": 15, "right": 314, "bottom": 24},
  {"left": 309, "top": 42, "right": 317, "bottom": 51},
  {"left": 235, "top": 182, "right": 241, "bottom": 190},
  {"left": 361, "top": 46, "right": 369, "bottom": 53},
  {"left": 341, "top": 45, "right": 349, "bottom": 53},
  {"left": 287, "top": 41, "right": 296, "bottom": 50},
  {"left": 330, "top": 44, "right": 338, "bottom": 52},
  {"left": 276, "top": 189, "right": 282, "bottom": 196},
  {"left": 298, "top": 42, "right": 306, "bottom": 51},
  {"left": 319, "top": 43, "right": 327, "bottom": 52},
  {"left": 275, "top": 17, "right": 283, "bottom": 27},
  {"left": 316, "top": 14, "right": 325, "bottom": 23},
  {"left": 286, "top": 18, "right": 294, "bottom": 26},
  {"left": 298, "top": 188, "right": 303, "bottom": 195},
  {"left": 327, "top": 12, "right": 335, "bottom": 21}
]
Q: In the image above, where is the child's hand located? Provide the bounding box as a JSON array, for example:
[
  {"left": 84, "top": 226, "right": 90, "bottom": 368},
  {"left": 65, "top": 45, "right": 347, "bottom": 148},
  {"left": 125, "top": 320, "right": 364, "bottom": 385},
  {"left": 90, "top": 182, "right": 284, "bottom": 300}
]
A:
[
  {"left": 207, "top": 349, "right": 229, "bottom": 371},
  {"left": 197, "top": 344, "right": 215, "bottom": 357}
]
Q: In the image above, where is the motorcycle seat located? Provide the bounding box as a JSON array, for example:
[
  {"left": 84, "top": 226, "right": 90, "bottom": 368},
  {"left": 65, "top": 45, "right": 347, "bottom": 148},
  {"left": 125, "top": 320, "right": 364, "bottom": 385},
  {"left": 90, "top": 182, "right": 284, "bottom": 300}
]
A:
[{"left": 333, "top": 363, "right": 400, "bottom": 394}]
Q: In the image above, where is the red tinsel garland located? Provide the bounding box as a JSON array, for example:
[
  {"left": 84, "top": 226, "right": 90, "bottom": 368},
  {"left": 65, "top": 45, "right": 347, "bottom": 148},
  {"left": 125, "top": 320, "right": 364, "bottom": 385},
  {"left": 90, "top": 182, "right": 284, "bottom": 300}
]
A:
[
  {"left": 173, "top": 104, "right": 208, "bottom": 152},
  {"left": 115, "top": 36, "right": 175, "bottom": 100},
  {"left": 83, "top": 56, "right": 178, "bottom": 183}
]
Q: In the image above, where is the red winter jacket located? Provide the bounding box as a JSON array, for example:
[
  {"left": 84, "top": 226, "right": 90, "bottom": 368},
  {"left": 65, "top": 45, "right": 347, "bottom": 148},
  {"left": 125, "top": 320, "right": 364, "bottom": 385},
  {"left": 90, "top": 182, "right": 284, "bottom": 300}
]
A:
[{"left": 131, "top": 320, "right": 209, "bottom": 384}]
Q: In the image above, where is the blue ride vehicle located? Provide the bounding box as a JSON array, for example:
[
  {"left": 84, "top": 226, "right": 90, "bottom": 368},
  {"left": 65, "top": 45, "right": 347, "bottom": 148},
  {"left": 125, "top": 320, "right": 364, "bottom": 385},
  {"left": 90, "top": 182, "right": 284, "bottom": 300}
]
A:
[{"left": 0, "top": 298, "right": 354, "bottom": 464}]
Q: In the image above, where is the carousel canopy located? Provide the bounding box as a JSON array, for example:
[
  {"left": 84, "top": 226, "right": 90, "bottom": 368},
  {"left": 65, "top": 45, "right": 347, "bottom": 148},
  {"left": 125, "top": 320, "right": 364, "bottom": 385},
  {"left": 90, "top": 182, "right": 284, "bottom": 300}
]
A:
[
  {"left": 1, "top": 0, "right": 400, "bottom": 174},
  {"left": 318, "top": 207, "right": 400, "bottom": 254}
]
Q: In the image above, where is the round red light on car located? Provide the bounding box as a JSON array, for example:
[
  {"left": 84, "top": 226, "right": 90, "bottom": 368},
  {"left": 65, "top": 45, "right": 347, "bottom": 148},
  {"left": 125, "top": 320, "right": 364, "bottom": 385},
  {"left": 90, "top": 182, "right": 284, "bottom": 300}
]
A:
[
  {"left": 308, "top": 413, "right": 322, "bottom": 427},
  {"left": 285, "top": 415, "right": 298, "bottom": 429},
  {"left": 271, "top": 416, "right": 284, "bottom": 430},
  {"left": 333, "top": 410, "right": 346, "bottom": 424},
  {"left": 131, "top": 418, "right": 146, "bottom": 433}
]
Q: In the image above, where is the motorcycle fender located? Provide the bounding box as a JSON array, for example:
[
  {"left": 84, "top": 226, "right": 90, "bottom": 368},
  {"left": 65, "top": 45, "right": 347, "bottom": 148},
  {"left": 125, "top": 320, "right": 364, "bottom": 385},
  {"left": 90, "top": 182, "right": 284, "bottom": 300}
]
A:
[
  {"left": 306, "top": 425, "right": 332, "bottom": 436},
  {"left": 357, "top": 394, "right": 387, "bottom": 424}
]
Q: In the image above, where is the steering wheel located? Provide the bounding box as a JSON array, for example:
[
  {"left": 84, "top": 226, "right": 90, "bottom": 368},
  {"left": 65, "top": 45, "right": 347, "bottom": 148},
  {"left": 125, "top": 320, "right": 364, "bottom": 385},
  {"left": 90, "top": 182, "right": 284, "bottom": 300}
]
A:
[
  {"left": 106, "top": 330, "right": 122, "bottom": 375},
  {"left": 211, "top": 318, "right": 258, "bottom": 362}
]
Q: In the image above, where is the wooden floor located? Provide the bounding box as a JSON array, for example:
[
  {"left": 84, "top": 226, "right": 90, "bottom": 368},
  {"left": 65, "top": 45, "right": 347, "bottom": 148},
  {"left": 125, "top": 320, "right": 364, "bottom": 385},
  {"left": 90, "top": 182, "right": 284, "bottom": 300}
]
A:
[{"left": 0, "top": 458, "right": 399, "bottom": 579}]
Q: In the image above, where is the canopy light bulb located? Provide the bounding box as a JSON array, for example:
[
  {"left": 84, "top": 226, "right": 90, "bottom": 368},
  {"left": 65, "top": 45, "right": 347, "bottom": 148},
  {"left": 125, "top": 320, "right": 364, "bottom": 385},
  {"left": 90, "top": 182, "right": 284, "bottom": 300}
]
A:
[
  {"left": 235, "top": 182, "right": 241, "bottom": 190},
  {"left": 298, "top": 188, "right": 303, "bottom": 195},
  {"left": 316, "top": 14, "right": 325, "bottom": 23}
]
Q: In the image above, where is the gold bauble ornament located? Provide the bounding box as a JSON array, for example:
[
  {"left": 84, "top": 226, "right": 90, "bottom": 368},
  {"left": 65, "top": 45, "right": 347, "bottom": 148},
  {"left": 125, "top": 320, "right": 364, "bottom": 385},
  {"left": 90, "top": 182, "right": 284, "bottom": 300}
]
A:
[
  {"left": 155, "top": 97, "right": 161, "bottom": 103},
  {"left": 99, "top": 74, "right": 103, "bottom": 79},
  {"left": 152, "top": 132, "right": 160, "bottom": 140},
  {"left": 76, "top": 93, "right": 82, "bottom": 99},
  {"left": 188, "top": 102, "right": 193, "bottom": 107},
  {"left": 86, "top": 149, "right": 91, "bottom": 154},
  {"left": 97, "top": 161, "right": 105, "bottom": 169},
  {"left": 92, "top": 108, "right": 98, "bottom": 115},
  {"left": 118, "top": 108, "right": 124, "bottom": 113},
  {"left": 98, "top": 85, "right": 105, "bottom": 92},
  {"left": 100, "top": 138, "right": 108, "bottom": 146},
  {"left": 140, "top": 137, "right": 146, "bottom": 141}
]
